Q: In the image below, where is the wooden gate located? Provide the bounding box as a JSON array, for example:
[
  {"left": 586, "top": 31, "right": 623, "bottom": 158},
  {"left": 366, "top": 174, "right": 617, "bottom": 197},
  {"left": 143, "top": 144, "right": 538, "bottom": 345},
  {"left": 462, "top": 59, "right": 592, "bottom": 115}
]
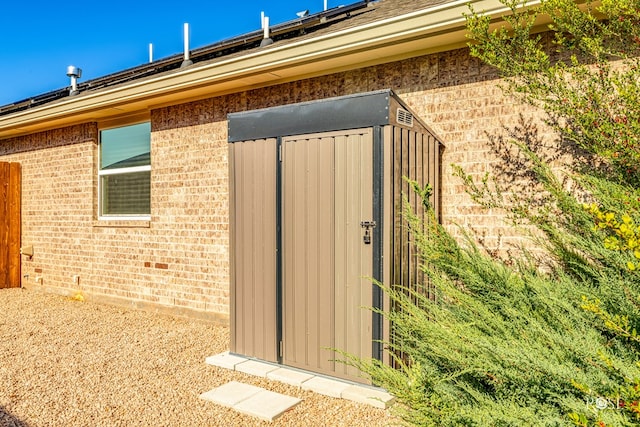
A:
[{"left": 0, "top": 162, "right": 21, "bottom": 289}]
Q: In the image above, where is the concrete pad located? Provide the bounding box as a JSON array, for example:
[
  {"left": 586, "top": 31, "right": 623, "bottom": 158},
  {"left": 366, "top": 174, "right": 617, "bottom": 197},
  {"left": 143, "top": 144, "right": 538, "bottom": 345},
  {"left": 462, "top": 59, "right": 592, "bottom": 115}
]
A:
[
  {"left": 341, "top": 385, "right": 396, "bottom": 409},
  {"left": 267, "top": 367, "right": 315, "bottom": 387},
  {"left": 301, "top": 376, "right": 352, "bottom": 398},
  {"left": 235, "top": 360, "right": 279, "bottom": 377},
  {"left": 205, "top": 352, "right": 248, "bottom": 370},
  {"left": 199, "top": 381, "right": 263, "bottom": 407},
  {"left": 234, "top": 389, "right": 302, "bottom": 422}
]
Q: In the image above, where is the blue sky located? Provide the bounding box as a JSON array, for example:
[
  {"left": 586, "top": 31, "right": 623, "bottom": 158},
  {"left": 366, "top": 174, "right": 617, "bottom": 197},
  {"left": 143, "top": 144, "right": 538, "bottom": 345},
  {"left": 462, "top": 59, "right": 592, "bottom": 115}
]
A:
[{"left": 0, "top": 0, "right": 344, "bottom": 107}]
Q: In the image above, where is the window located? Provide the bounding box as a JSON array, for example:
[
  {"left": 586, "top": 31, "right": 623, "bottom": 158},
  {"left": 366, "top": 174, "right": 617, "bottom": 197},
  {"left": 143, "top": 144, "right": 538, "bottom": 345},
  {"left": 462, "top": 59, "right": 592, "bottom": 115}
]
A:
[{"left": 99, "top": 122, "right": 151, "bottom": 218}]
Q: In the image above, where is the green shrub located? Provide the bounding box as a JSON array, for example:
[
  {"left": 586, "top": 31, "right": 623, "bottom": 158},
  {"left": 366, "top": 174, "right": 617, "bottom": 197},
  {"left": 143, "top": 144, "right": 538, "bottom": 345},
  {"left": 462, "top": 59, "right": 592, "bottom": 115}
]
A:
[
  {"left": 346, "top": 193, "right": 640, "bottom": 426},
  {"left": 347, "top": 1, "right": 640, "bottom": 424}
]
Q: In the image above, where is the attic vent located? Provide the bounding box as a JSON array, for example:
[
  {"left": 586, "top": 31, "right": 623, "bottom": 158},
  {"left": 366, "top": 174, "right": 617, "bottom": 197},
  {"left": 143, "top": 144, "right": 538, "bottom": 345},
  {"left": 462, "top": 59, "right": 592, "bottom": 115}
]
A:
[{"left": 396, "top": 108, "right": 414, "bottom": 127}]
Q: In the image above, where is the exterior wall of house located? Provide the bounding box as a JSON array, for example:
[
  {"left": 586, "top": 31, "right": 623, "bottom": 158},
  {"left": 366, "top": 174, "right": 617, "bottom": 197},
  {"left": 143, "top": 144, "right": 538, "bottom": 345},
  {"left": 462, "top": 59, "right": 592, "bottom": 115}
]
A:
[
  {"left": 0, "top": 45, "right": 545, "bottom": 321},
  {"left": 3, "top": 121, "right": 231, "bottom": 322},
  {"left": 1, "top": 124, "right": 97, "bottom": 301}
]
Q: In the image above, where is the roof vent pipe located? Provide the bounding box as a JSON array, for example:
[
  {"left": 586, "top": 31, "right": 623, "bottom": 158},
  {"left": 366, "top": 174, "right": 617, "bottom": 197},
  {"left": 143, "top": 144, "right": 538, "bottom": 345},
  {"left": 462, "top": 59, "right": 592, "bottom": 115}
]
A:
[
  {"left": 324, "top": 0, "right": 328, "bottom": 11},
  {"left": 181, "top": 23, "right": 193, "bottom": 68},
  {"left": 260, "top": 16, "right": 273, "bottom": 47},
  {"left": 66, "top": 65, "right": 82, "bottom": 96},
  {"left": 149, "top": 43, "right": 153, "bottom": 63}
]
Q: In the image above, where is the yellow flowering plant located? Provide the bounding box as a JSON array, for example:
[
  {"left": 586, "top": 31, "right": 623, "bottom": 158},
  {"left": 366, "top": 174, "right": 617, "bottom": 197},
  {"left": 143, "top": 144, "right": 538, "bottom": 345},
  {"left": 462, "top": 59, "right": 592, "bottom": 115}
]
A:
[{"left": 585, "top": 203, "right": 640, "bottom": 271}]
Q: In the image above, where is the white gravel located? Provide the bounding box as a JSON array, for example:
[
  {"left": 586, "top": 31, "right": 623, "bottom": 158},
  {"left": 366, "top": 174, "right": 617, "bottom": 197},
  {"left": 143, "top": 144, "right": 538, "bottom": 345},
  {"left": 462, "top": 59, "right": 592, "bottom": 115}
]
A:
[{"left": 0, "top": 288, "right": 392, "bottom": 427}]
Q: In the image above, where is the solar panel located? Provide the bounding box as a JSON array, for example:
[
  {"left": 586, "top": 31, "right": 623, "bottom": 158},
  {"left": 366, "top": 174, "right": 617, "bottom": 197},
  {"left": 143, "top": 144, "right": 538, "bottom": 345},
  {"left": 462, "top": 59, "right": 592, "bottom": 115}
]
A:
[{"left": 0, "top": 1, "right": 371, "bottom": 116}]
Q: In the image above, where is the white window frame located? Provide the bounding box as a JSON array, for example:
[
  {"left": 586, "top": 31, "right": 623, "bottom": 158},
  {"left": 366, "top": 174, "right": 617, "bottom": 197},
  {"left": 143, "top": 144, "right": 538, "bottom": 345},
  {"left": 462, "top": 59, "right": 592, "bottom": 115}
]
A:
[{"left": 98, "top": 123, "right": 151, "bottom": 221}]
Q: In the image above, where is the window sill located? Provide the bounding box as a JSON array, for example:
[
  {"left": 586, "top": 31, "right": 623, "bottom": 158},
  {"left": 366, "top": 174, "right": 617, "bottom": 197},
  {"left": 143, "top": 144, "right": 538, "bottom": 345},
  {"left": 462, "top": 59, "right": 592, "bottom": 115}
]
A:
[{"left": 93, "top": 219, "right": 151, "bottom": 228}]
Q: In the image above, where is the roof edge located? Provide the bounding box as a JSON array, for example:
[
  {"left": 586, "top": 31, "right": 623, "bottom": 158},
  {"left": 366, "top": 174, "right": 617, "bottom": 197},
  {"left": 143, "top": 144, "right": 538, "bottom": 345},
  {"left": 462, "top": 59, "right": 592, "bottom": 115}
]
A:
[{"left": 0, "top": 0, "right": 534, "bottom": 139}]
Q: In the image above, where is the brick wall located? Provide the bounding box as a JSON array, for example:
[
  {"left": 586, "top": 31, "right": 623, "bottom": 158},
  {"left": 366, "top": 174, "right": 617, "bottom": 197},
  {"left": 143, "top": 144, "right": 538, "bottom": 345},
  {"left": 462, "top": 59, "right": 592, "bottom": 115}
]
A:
[
  {"left": 1, "top": 124, "right": 96, "bottom": 303},
  {"left": 0, "top": 45, "right": 548, "bottom": 321},
  {"left": 235, "top": 47, "right": 547, "bottom": 253}
]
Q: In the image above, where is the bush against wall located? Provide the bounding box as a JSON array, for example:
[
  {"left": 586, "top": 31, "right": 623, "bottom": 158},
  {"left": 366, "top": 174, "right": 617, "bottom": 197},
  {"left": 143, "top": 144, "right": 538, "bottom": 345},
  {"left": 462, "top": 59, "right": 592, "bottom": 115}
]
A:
[
  {"left": 347, "top": 1, "right": 640, "bottom": 425},
  {"left": 348, "top": 193, "right": 640, "bottom": 426}
]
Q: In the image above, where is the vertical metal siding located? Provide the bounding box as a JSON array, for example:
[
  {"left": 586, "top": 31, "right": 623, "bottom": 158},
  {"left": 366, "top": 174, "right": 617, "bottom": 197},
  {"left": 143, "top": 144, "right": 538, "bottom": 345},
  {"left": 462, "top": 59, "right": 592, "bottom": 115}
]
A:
[
  {"left": 391, "top": 126, "right": 441, "bottom": 296},
  {"left": 381, "top": 126, "right": 394, "bottom": 368},
  {"left": 333, "top": 130, "right": 373, "bottom": 380},
  {"left": 229, "top": 138, "right": 278, "bottom": 362},
  {"left": 389, "top": 125, "right": 442, "bottom": 367},
  {"left": 282, "top": 129, "right": 372, "bottom": 382},
  {"left": 282, "top": 134, "right": 336, "bottom": 373},
  {"left": 282, "top": 133, "right": 335, "bottom": 374}
]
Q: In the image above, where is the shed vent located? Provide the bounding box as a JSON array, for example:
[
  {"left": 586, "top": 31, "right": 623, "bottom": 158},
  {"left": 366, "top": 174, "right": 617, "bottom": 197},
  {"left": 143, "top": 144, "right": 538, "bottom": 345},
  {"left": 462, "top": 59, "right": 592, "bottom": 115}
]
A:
[{"left": 396, "top": 108, "right": 414, "bottom": 127}]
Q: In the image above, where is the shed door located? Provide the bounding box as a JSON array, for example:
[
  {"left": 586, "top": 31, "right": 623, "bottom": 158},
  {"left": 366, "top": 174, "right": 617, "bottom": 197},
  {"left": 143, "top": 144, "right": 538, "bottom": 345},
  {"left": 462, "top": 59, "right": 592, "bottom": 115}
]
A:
[{"left": 281, "top": 129, "right": 373, "bottom": 381}]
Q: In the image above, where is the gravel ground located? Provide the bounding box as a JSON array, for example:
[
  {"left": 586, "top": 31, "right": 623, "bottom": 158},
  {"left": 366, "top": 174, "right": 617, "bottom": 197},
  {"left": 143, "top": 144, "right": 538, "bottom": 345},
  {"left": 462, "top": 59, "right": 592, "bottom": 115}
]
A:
[{"left": 0, "top": 288, "right": 393, "bottom": 427}]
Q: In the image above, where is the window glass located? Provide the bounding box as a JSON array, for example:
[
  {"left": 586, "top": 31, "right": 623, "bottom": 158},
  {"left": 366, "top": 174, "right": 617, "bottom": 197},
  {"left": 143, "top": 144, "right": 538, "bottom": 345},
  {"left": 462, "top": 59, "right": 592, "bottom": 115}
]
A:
[
  {"left": 100, "top": 171, "right": 151, "bottom": 215},
  {"left": 100, "top": 122, "right": 151, "bottom": 169},
  {"left": 99, "top": 122, "right": 151, "bottom": 218}
]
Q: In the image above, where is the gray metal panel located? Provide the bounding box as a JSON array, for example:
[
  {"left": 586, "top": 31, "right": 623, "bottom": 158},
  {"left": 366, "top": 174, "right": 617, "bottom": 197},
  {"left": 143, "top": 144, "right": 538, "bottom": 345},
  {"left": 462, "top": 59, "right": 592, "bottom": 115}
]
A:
[{"left": 229, "top": 90, "right": 395, "bottom": 142}]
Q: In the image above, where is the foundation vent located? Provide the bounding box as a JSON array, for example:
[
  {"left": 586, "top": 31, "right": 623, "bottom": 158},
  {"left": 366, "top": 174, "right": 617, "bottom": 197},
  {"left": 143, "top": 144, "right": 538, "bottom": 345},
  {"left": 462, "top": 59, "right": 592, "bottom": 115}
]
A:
[{"left": 396, "top": 108, "right": 414, "bottom": 127}]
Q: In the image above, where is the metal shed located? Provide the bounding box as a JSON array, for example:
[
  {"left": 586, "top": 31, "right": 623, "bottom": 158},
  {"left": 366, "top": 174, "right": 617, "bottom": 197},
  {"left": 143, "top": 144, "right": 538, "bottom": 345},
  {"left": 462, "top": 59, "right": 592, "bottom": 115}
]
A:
[{"left": 228, "top": 89, "right": 443, "bottom": 382}]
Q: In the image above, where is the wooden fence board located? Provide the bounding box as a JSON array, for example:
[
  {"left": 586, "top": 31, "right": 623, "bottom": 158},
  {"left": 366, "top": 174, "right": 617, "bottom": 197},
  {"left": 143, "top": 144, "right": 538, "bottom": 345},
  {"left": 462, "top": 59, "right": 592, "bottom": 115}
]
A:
[
  {"left": 0, "top": 162, "right": 20, "bottom": 289},
  {"left": 8, "top": 163, "right": 21, "bottom": 288}
]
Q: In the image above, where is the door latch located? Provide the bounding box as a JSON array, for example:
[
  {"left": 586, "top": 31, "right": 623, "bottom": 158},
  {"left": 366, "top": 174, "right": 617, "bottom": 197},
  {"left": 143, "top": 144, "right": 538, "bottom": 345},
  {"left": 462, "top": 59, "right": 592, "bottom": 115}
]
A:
[{"left": 360, "top": 221, "right": 377, "bottom": 244}]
